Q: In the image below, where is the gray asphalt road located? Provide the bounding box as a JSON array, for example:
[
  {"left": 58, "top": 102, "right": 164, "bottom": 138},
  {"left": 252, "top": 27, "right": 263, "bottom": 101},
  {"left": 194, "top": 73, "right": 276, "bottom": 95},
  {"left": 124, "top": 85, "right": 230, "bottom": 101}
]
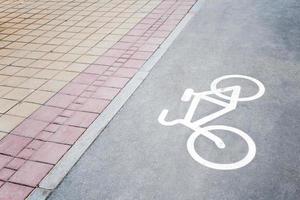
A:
[{"left": 49, "top": 0, "right": 300, "bottom": 199}]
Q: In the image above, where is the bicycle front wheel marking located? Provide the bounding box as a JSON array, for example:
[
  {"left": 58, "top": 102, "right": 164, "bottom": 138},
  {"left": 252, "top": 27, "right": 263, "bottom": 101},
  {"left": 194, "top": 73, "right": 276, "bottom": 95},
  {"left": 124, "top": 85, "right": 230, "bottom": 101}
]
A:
[{"left": 187, "top": 125, "right": 256, "bottom": 170}]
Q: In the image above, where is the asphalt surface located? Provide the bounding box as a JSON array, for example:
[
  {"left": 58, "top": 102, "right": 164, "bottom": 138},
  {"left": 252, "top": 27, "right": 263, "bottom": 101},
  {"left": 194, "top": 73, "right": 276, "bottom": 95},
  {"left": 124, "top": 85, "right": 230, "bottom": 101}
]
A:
[{"left": 49, "top": 0, "right": 300, "bottom": 199}]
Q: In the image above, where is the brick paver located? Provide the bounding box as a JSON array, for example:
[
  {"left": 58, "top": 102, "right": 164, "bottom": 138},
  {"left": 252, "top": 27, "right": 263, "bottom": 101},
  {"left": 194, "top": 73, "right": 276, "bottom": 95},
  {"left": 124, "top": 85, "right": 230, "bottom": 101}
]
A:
[{"left": 0, "top": 0, "right": 197, "bottom": 198}]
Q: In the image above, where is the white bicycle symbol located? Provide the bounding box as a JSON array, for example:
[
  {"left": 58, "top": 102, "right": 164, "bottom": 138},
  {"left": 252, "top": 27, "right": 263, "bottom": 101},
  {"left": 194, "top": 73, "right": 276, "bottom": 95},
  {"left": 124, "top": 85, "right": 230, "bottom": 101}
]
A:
[{"left": 158, "top": 75, "right": 265, "bottom": 170}]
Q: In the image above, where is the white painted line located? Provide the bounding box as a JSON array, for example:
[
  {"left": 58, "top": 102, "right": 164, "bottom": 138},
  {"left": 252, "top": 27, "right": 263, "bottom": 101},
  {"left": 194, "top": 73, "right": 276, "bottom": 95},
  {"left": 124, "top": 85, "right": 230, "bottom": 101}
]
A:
[{"left": 158, "top": 75, "right": 265, "bottom": 170}]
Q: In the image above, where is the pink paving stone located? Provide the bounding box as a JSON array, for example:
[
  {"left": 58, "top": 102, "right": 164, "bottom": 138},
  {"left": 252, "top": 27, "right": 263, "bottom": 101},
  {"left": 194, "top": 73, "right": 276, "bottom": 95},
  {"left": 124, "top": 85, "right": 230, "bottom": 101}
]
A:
[
  {"left": 152, "top": 31, "right": 170, "bottom": 38},
  {"left": 95, "top": 56, "right": 117, "bottom": 66},
  {"left": 108, "top": 67, "right": 118, "bottom": 72},
  {"left": 44, "top": 123, "right": 61, "bottom": 133},
  {"left": 127, "top": 29, "right": 146, "bottom": 36},
  {"left": 27, "top": 140, "right": 44, "bottom": 150},
  {"left": 60, "top": 110, "right": 74, "bottom": 117},
  {"left": 0, "top": 135, "right": 32, "bottom": 156},
  {"left": 72, "top": 73, "right": 99, "bottom": 85},
  {"left": 12, "top": 119, "right": 48, "bottom": 138},
  {"left": 114, "top": 68, "right": 138, "bottom": 78},
  {"left": 48, "top": 125, "right": 85, "bottom": 145},
  {"left": 0, "top": 181, "right": 3, "bottom": 187},
  {"left": 134, "top": 24, "right": 151, "bottom": 30},
  {"left": 30, "top": 142, "right": 70, "bottom": 164},
  {"left": 84, "top": 64, "right": 109, "bottom": 75},
  {"left": 131, "top": 51, "right": 153, "bottom": 60},
  {"left": 86, "top": 85, "right": 98, "bottom": 92},
  {"left": 147, "top": 37, "right": 165, "bottom": 44},
  {"left": 111, "top": 62, "right": 123, "bottom": 67},
  {"left": 0, "top": 155, "right": 12, "bottom": 170},
  {"left": 117, "top": 58, "right": 127, "bottom": 63},
  {"left": 120, "top": 35, "right": 139, "bottom": 43},
  {"left": 104, "top": 49, "right": 126, "bottom": 57},
  {"left": 53, "top": 116, "right": 68, "bottom": 125},
  {"left": 103, "top": 71, "right": 114, "bottom": 76},
  {"left": 46, "top": 93, "right": 77, "bottom": 109},
  {"left": 159, "top": 24, "right": 176, "bottom": 31},
  {"left": 98, "top": 76, "right": 108, "bottom": 81},
  {"left": 103, "top": 77, "right": 129, "bottom": 88},
  {"left": 140, "top": 18, "right": 157, "bottom": 24},
  {"left": 123, "top": 59, "right": 145, "bottom": 69},
  {"left": 93, "top": 80, "right": 105, "bottom": 86},
  {"left": 17, "top": 148, "right": 35, "bottom": 160},
  {"left": 35, "top": 131, "right": 53, "bottom": 141},
  {"left": 66, "top": 111, "right": 98, "bottom": 128},
  {"left": 81, "top": 91, "right": 93, "bottom": 98},
  {"left": 73, "top": 97, "right": 86, "bottom": 104},
  {"left": 0, "top": 168, "right": 15, "bottom": 181},
  {"left": 139, "top": 44, "right": 159, "bottom": 52},
  {"left": 92, "top": 86, "right": 120, "bottom": 100},
  {"left": 0, "top": 182, "right": 33, "bottom": 200},
  {"left": 30, "top": 106, "right": 63, "bottom": 122},
  {"left": 60, "top": 82, "right": 88, "bottom": 96},
  {"left": 69, "top": 98, "right": 109, "bottom": 113},
  {"left": 9, "top": 160, "right": 52, "bottom": 187},
  {"left": 6, "top": 158, "right": 26, "bottom": 170},
  {"left": 120, "top": 54, "right": 130, "bottom": 59},
  {"left": 112, "top": 42, "right": 132, "bottom": 50}
]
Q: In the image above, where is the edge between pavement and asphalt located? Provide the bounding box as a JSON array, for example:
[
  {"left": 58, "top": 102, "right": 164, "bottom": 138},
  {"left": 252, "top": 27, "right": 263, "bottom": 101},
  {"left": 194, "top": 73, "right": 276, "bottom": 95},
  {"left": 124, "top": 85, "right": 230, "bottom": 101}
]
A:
[{"left": 26, "top": 0, "right": 205, "bottom": 199}]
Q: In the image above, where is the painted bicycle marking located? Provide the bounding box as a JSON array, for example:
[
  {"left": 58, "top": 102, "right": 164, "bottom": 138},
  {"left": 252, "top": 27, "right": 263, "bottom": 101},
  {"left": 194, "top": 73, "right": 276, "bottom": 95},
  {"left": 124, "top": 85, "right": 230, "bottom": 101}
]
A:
[{"left": 158, "top": 75, "right": 265, "bottom": 170}]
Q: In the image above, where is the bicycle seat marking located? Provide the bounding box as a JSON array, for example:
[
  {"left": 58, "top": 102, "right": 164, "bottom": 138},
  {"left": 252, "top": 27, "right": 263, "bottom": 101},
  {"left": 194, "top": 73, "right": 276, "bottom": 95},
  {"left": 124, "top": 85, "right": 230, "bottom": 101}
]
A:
[{"left": 158, "top": 75, "right": 265, "bottom": 170}]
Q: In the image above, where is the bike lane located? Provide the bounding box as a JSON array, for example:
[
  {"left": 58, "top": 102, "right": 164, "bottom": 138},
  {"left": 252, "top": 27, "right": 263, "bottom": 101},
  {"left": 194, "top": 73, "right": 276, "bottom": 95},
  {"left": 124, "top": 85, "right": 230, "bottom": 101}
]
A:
[{"left": 49, "top": 0, "right": 300, "bottom": 199}]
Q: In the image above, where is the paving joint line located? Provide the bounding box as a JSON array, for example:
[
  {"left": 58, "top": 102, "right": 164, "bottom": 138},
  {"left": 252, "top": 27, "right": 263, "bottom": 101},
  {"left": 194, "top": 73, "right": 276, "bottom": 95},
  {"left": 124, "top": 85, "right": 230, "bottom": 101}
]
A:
[{"left": 26, "top": 0, "right": 206, "bottom": 199}]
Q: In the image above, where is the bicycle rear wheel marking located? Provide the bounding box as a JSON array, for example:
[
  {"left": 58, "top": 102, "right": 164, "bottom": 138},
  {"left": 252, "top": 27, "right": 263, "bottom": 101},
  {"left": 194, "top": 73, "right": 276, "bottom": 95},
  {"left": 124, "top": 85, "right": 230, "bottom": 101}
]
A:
[{"left": 187, "top": 125, "right": 256, "bottom": 170}]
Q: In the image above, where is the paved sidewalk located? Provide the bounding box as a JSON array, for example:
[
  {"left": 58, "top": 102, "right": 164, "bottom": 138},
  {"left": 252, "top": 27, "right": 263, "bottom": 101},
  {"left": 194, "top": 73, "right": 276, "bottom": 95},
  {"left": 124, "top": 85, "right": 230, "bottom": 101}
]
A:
[{"left": 0, "top": 0, "right": 197, "bottom": 199}]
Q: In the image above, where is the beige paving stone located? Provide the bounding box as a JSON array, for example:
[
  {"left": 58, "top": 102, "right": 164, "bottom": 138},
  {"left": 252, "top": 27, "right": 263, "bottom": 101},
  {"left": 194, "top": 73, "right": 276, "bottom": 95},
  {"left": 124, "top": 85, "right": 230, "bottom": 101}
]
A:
[
  {"left": 24, "top": 51, "right": 46, "bottom": 59},
  {"left": 53, "top": 45, "right": 74, "bottom": 53},
  {"left": 58, "top": 54, "right": 81, "bottom": 62},
  {"left": 29, "top": 60, "right": 52, "bottom": 69},
  {"left": 87, "top": 47, "right": 107, "bottom": 56},
  {"left": 76, "top": 55, "right": 98, "bottom": 64},
  {"left": 8, "top": 49, "right": 29, "bottom": 57},
  {"left": 15, "top": 68, "right": 41, "bottom": 77},
  {"left": 24, "top": 90, "right": 55, "bottom": 104},
  {"left": 0, "top": 114, "right": 24, "bottom": 132},
  {"left": 0, "top": 132, "right": 7, "bottom": 140},
  {"left": 95, "top": 40, "right": 116, "bottom": 49},
  {"left": 0, "top": 86, "right": 13, "bottom": 97},
  {"left": 3, "top": 76, "right": 28, "bottom": 87},
  {"left": 39, "top": 80, "right": 68, "bottom": 92},
  {"left": 0, "top": 57, "right": 17, "bottom": 65},
  {"left": 33, "top": 69, "right": 60, "bottom": 79},
  {"left": 41, "top": 52, "right": 64, "bottom": 61},
  {"left": 0, "top": 49, "right": 13, "bottom": 57},
  {"left": 0, "top": 99, "right": 18, "bottom": 114},
  {"left": 0, "top": 66, "right": 22, "bottom": 76},
  {"left": 53, "top": 71, "right": 79, "bottom": 82},
  {"left": 69, "top": 46, "right": 90, "bottom": 54},
  {"left": 19, "top": 78, "right": 47, "bottom": 89},
  {"left": 46, "top": 61, "right": 70, "bottom": 70},
  {"left": 12, "top": 58, "right": 35, "bottom": 67},
  {"left": 65, "top": 63, "right": 89, "bottom": 72},
  {"left": 0, "top": 75, "right": 9, "bottom": 83},
  {"left": 3, "top": 88, "right": 33, "bottom": 101},
  {"left": 7, "top": 102, "right": 40, "bottom": 117}
]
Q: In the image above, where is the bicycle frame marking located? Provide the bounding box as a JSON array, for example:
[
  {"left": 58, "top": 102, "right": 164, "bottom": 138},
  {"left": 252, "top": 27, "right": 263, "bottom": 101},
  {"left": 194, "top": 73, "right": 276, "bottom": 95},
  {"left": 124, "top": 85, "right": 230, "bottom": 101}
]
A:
[{"left": 158, "top": 75, "right": 265, "bottom": 170}]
